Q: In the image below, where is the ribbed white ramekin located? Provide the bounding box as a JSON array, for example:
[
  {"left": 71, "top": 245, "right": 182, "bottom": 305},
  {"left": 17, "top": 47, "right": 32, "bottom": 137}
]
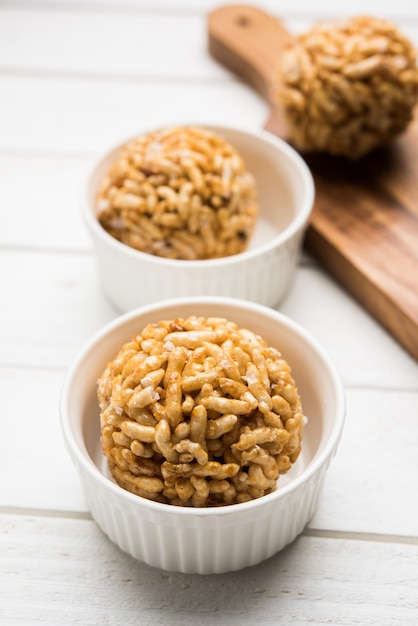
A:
[
  {"left": 60, "top": 297, "right": 345, "bottom": 574},
  {"left": 82, "top": 124, "right": 314, "bottom": 312}
]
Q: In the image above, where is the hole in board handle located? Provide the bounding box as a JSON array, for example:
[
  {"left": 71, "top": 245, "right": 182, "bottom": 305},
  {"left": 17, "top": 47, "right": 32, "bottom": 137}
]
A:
[{"left": 236, "top": 15, "right": 250, "bottom": 27}]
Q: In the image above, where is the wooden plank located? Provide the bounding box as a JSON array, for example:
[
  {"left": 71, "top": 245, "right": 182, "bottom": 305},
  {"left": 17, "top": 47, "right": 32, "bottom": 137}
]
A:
[
  {"left": 2, "top": 514, "right": 418, "bottom": 625},
  {"left": 207, "top": 4, "right": 418, "bottom": 360},
  {"left": 0, "top": 367, "right": 88, "bottom": 513},
  {"left": 0, "top": 251, "right": 117, "bottom": 368},
  {"left": 0, "top": 76, "right": 267, "bottom": 154},
  {"left": 0, "top": 154, "right": 91, "bottom": 251},
  {"left": 2, "top": 365, "right": 418, "bottom": 531},
  {"left": 279, "top": 267, "right": 418, "bottom": 387},
  {"left": 0, "top": 7, "right": 228, "bottom": 80},
  {"left": 6, "top": 0, "right": 418, "bottom": 20},
  {"left": 309, "top": 387, "right": 418, "bottom": 536},
  {"left": 1, "top": 251, "right": 416, "bottom": 383}
]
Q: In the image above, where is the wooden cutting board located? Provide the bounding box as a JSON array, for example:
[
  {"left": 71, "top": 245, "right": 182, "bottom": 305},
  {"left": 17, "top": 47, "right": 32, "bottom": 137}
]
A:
[{"left": 208, "top": 4, "right": 418, "bottom": 361}]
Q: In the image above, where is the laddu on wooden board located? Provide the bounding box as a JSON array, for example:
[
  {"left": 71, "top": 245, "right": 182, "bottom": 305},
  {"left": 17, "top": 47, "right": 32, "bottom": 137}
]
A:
[{"left": 208, "top": 4, "right": 418, "bottom": 360}]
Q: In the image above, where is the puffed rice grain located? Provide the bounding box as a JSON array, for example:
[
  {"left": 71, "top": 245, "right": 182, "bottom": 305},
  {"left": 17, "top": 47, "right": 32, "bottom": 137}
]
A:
[
  {"left": 96, "top": 126, "right": 258, "bottom": 259},
  {"left": 98, "top": 315, "right": 305, "bottom": 507}
]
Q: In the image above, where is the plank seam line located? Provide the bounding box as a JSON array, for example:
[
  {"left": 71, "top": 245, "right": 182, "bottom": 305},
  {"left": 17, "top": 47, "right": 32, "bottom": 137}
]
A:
[
  {"left": 0, "top": 67, "right": 235, "bottom": 85},
  {"left": 0, "top": 507, "right": 92, "bottom": 521},
  {"left": 3, "top": 2, "right": 418, "bottom": 24},
  {"left": 1, "top": 507, "right": 418, "bottom": 546},
  {"left": 304, "top": 527, "right": 418, "bottom": 546}
]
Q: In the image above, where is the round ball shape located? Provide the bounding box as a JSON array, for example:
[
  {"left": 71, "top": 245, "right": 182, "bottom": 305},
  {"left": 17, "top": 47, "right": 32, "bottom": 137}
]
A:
[
  {"left": 277, "top": 15, "right": 418, "bottom": 159},
  {"left": 96, "top": 126, "right": 258, "bottom": 260},
  {"left": 97, "top": 314, "right": 304, "bottom": 508}
]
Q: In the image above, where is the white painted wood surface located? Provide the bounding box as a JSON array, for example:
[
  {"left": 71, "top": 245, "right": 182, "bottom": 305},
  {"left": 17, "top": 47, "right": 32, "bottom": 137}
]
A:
[{"left": 1, "top": 1, "right": 417, "bottom": 623}]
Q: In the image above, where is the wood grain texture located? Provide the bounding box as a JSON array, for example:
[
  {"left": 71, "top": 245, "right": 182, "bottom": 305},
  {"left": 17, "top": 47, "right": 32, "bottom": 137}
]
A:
[
  {"left": 208, "top": 4, "right": 418, "bottom": 359},
  {"left": 2, "top": 513, "right": 418, "bottom": 626},
  {"left": 2, "top": 363, "right": 417, "bottom": 531},
  {"left": 2, "top": 251, "right": 415, "bottom": 384},
  {"left": 2, "top": 3, "right": 418, "bottom": 622}
]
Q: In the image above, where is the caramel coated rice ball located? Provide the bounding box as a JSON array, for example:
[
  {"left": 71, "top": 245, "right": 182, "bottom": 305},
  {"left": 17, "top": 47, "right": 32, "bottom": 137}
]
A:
[
  {"left": 96, "top": 126, "right": 259, "bottom": 259},
  {"left": 97, "top": 315, "right": 304, "bottom": 507},
  {"left": 276, "top": 15, "right": 418, "bottom": 159}
]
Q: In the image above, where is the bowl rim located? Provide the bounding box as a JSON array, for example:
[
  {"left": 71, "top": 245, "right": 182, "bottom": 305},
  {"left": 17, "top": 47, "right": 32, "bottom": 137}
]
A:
[
  {"left": 82, "top": 122, "right": 315, "bottom": 269},
  {"left": 60, "top": 296, "right": 345, "bottom": 518}
]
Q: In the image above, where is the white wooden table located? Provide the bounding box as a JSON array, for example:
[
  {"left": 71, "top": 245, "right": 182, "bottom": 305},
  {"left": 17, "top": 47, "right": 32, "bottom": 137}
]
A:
[{"left": 1, "top": 1, "right": 418, "bottom": 624}]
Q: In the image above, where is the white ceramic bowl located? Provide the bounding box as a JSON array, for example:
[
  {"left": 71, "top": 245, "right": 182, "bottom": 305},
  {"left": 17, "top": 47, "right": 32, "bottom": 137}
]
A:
[
  {"left": 83, "top": 124, "right": 314, "bottom": 312},
  {"left": 60, "top": 297, "right": 345, "bottom": 574}
]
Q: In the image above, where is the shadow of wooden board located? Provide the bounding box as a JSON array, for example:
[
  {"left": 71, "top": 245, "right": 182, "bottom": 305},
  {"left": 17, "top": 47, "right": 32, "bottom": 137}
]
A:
[{"left": 208, "top": 4, "right": 418, "bottom": 360}]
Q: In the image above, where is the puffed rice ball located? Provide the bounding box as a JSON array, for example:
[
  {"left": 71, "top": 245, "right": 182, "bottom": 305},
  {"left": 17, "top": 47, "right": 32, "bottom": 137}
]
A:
[
  {"left": 97, "top": 315, "right": 304, "bottom": 507},
  {"left": 96, "top": 126, "right": 259, "bottom": 259},
  {"left": 276, "top": 15, "right": 418, "bottom": 159}
]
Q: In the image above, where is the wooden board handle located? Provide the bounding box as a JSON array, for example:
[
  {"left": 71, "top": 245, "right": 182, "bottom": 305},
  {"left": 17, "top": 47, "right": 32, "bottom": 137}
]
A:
[
  {"left": 207, "top": 4, "right": 292, "bottom": 104},
  {"left": 208, "top": 4, "right": 418, "bottom": 360}
]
